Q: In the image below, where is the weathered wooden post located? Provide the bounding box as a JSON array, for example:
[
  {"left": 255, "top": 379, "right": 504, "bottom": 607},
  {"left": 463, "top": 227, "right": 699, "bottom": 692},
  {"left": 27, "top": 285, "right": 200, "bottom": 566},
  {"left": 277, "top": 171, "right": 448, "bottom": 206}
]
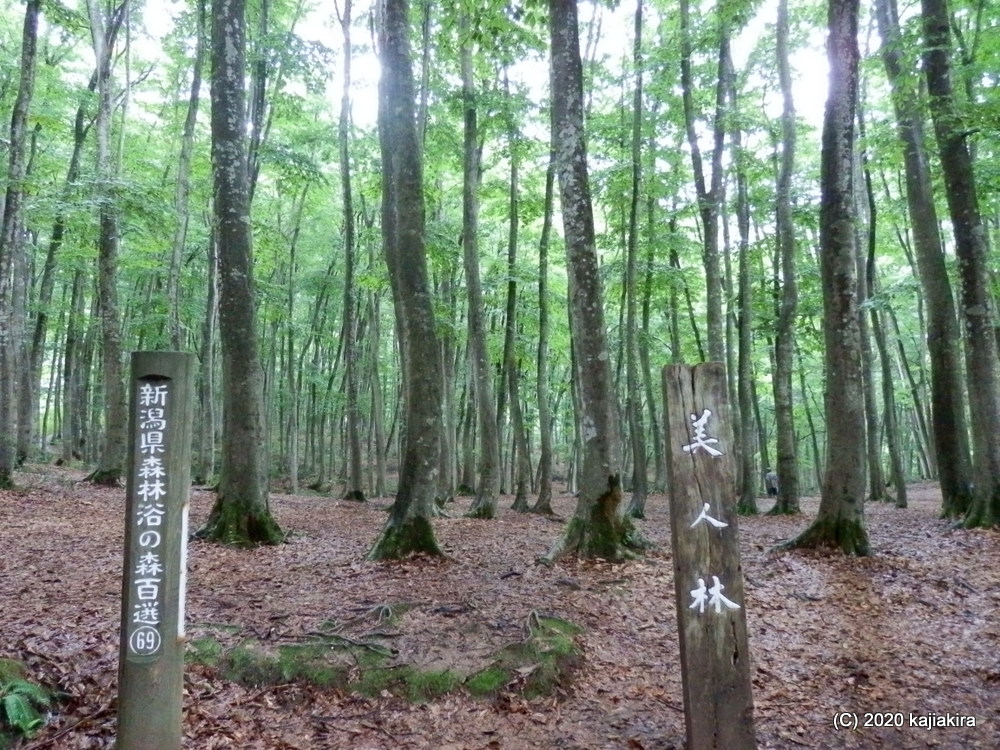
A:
[
  {"left": 118, "top": 352, "right": 195, "bottom": 750},
  {"left": 663, "top": 362, "right": 755, "bottom": 749}
]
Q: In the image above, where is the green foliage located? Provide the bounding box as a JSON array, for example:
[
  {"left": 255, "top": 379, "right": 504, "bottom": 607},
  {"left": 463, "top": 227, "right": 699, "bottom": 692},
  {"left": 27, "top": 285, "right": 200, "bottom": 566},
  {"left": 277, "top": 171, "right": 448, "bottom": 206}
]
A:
[{"left": 0, "top": 659, "right": 52, "bottom": 743}]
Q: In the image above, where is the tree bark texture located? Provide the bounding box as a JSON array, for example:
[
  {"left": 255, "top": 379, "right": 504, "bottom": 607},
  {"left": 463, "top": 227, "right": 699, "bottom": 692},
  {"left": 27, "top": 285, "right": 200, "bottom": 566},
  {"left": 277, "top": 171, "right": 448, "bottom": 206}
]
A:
[
  {"left": 875, "top": 0, "right": 971, "bottom": 517},
  {"left": 921, "top": 0, "right": 1000, "bottom": 528},
  {"left": 201, "top": 0, "right": 283, "bottom": 546},
  {"left": 460, "top": 18, "right": 501, "bottom": 519},
  {"left": 340, "top": 0, "right": 365, "bottom": 502},
  {"left": 770, "top": 0, "right": 801, "bottom": 515},
  {"left": 0, "top": 0, "right": 41, "bottom": 486},
  {"left": 783, "top": 0, "right": 869, "bottom": 556},
  {"left": 532, "top": 148, "right": 556, "bottom": 515},
  {"left": 544, "top": 0, "right": 639, "bottom": 562},
  {"left": 624, "top": 0, "right": 648, "bottom": 519},
  {"left": 368, "top": 0, "right": 445, "bottom": 559},
  {"left": 87, "top": 0, "right": 128, "bottom": 486}
]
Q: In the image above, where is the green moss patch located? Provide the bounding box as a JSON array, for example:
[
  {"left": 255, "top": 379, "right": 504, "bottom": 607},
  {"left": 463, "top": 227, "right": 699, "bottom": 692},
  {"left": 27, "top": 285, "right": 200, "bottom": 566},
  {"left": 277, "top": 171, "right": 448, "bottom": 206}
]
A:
[
  {"left": 466, "top": 613, "right": 584, "bottom": 699},
  {"left": 187, "top": 610, "right": 584, "bottom": 704}
]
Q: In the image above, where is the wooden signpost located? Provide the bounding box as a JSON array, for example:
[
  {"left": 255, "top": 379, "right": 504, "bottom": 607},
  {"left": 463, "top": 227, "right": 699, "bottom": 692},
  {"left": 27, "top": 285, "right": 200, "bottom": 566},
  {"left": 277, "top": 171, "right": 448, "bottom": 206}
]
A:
[
  {"left": 118, "top": 352, "right": 195, "bottom": 750},
  {"left": 663, "top": 362, "right": 755, "bottom": 749}
]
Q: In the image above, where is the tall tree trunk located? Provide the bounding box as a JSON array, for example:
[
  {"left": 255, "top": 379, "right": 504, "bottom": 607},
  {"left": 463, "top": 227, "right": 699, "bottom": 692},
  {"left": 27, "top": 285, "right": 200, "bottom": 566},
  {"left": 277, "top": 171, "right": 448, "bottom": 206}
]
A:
[
  {"left": 876, "top": 0, "right": 972, "bottom": 515},
  {"left": 854, "top": 143, "right": 886, "bottom": 503},
  {"left": 624, "top": 0, "right": 648, "bottom": 519},
  {"left": 168, "top": 0, "right": 206, "bottom": 350},
  {"left": 368, "top": 0, "right": 444, "bottom": 559},
  {"left": 339, "top": 0, "right": 365, "bottom": 502},
  {"left": 770, "top": 0, "right": 800, "bottom": 515},
  {"left": 0, "top": 0, "right": 41, "bottom": 486},
  {"left": 86, "top": 0, "right": 128, "bottom": 487},
  {"left": 368, "top": 292, "right": 388, "bottom": 497},
  {"left": 731, "top": 71, "right": 757, "bottom": 516},
  {"left": 858, "top": 110, "right": 907, "bottom": 508},
  {"left": 194, "top": 231, "right": 218, "bottom": 485},
  {"left": 782, "top": 0, "right": 869, "bottom": 556},
  {"left": 61, "top": 270, "right": 87, "bottom": 464},
  {"left": 679, "top": 0, "right": 728, "bottom": 363},
  {"left": 532, "top": 148, "right": 556, "bottom": 515},
  {"left": 460, "top": 16, "right": 501, "bottom": 519},
  {"left": 29, "top": 77, "right": 97, "bottom": 471},
  {"left": 544, "top": 0, "right": 642, "bottom": 563},
  {"left": 199, "top": 0, "right": 283, "bottom": 547},
  {"left": 921, "top": 0, "right": 1000, "bottom": 528},
  {"left": 500, "top": 80, "right": 532, "bottom": 513}
]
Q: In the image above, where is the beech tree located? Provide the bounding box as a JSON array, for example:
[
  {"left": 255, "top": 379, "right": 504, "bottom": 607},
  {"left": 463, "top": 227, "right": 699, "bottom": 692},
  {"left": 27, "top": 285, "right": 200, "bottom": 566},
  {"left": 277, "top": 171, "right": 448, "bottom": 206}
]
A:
[
  {"left": 199, "top": 0, "right": 283, "bottom": 546},
  {"left": 874, "top": 0, "right": 971, "bottom": 518},
  {"left": 459, "top": 10, "right": 501, "bottom": 519},
  {"left": 5, "top": 0, "right": 999, "bottom": 549},
  {"left": 84, "top": 0, "right": 128, "bottom": 486},
  {"left": 542, "top": 0, "right": 641, "bottom": 563},
  {"left": 0, "top": 0, "right": 41, "bottom": 488},
  {"left": 920, "top": 0, "right": 1000, "bottom": 529},
  {"left": 368, "top": 0, "right": 444, "bottom": 560},
  {"left": 781, "top": 0, "right": 869, "bottom": 555},
  {"left": 769, "top": 0, "right": 801, "bottom": 515}
]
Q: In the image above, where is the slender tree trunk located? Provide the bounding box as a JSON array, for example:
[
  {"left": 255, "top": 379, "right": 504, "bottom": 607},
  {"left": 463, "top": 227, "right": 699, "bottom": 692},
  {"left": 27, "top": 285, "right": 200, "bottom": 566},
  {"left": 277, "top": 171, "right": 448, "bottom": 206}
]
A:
[
  {"left": 532, "top": 148, "right": 556, "bottom": 515},
  {"left": 368, "top": 293, "right": 388, "bottom": 497},
  {"left": 0, "top": 0, "right": 41, "bottom": 486},
  {"left": 460, "top": 17, "right": 501, "bottom": 519},
  {"left": 86, "top": 0, "right": 128, "bottom": 487},
  {"left": 782, "top": 0, "right": 869, "bottom": 556},
  {"left": 679, "top": 0, "right": 728, "bottom": 363},
  {"left": 168, "top": 0, "right": 206, "bottom": 350},
  {"left": 732, "top": 82, "right": 757, "bottom": 516},
  {"left": 500, "top": 83, "right": 532, "bottom": 513},
  {"left": 200, "top": 0, "right": 283, "bottom": 546},
  {"left": 194, "top": 231, "right": 218, "bottom": 485},
  {"left": 624, "top": 0, "right": 648, "bottom": 519},
  {"left": 769, "top": 0, "right": 800, "bottom": 515},
  {"left": 858, "top": 112, "right": 907, "bottom": 507},
  {"left": 641, "top": 185, "right": 666, "bottom": 493},
  {"left": 854, "top": 143, "right": 886, "bottom": 502},
  {"left": 339, "top": 0, "right": 365, "bottom": 502}
]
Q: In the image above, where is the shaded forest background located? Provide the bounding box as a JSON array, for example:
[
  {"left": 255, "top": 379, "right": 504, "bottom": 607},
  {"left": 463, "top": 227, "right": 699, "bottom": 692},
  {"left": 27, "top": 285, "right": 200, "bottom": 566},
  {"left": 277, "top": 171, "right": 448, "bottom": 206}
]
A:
[{"left": 0, "top": 0, "right": 998, "bottom": 530}]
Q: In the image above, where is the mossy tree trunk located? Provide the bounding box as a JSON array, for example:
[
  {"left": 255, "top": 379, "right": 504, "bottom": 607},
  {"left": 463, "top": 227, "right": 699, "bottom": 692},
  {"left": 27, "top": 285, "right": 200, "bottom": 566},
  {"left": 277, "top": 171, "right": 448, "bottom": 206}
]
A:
[
  {"left": 200, "top": 0, "right": 283, "bottom": 547},
  {"left": 781, "top": 0, "right": 869, "bottom": 556},
  {"left": 368, "top": 0, "right": 444, "bottom": 560},
  {"left": 543, "top": 0, "right": 642, "bottom": 563}
]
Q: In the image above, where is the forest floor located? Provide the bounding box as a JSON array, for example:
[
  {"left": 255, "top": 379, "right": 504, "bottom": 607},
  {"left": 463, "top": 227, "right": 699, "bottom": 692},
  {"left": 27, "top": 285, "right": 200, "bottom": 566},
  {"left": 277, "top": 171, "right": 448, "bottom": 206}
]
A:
[{"left": 2, "top": 465, "right": 999, "bottom": 749}]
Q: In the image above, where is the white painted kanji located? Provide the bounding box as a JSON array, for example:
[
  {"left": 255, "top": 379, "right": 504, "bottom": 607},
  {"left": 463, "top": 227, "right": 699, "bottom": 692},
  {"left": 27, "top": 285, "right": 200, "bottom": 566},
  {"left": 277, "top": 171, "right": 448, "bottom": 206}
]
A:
[
  {"left": 689, "top": 575, "right": 741, "bottom": 615},
  {"left": 682, "top": 408, "right": 723, "bottom": 457},
  {"left": 690, "top": 502, "right": 728, "bottom": 529},
  {"left": 128, "top": 380, "right": 171, "bottom": 658}
]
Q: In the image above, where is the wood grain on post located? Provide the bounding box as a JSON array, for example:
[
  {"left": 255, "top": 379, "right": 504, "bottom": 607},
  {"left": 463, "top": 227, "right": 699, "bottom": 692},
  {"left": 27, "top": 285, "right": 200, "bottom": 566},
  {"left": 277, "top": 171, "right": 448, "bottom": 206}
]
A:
[
  {"left": 118, "top": 352, "right": 195, "bottom": 750},
  {"left": 663, "top": 362, "right": 755, "bottom": 749}
]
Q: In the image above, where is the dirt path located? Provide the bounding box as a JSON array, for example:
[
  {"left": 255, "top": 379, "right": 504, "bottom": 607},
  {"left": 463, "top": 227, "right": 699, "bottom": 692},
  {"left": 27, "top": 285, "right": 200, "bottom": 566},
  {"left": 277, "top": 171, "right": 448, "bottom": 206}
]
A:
[{"left": 2, "top": 468, "right": 998, "bottom": 749}]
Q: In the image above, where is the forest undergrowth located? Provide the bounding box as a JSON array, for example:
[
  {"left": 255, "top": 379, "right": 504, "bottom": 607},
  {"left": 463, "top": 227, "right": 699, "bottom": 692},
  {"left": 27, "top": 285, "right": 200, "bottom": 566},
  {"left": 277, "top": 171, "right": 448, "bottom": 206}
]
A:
[{"left": 1, "top": 466, "right": 998, "bottom": 749}]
